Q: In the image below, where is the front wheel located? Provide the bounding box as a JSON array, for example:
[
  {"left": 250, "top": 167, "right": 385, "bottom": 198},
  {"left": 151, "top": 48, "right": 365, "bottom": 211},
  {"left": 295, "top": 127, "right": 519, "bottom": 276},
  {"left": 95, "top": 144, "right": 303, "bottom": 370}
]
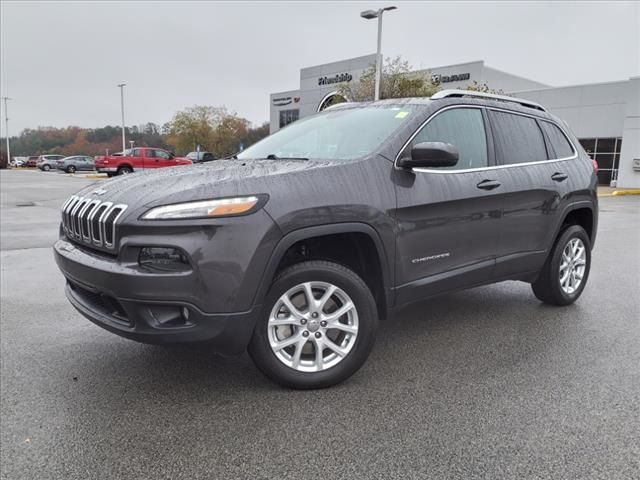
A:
[
  {"left": 43, "top": 164, "right": 50, "bottom": 171},
  {"left": 248, "top": 261, "right": 378, "bottom": 389},
  {"left": 532, "top": 225, "right": 591, "bottom": 306}
]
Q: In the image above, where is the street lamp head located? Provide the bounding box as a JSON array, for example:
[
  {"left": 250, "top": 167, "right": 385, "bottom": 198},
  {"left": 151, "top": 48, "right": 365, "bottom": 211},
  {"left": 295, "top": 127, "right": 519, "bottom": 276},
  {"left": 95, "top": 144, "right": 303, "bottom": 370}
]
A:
[
  {"left": 360, "top": 9, "right": 378, "bottom": 19},
  {"left": 382, "top": 6, "right": 397, "bottom": 12},
  {"left": 117, "top": 83, "right": 126, "bottom": 88}
]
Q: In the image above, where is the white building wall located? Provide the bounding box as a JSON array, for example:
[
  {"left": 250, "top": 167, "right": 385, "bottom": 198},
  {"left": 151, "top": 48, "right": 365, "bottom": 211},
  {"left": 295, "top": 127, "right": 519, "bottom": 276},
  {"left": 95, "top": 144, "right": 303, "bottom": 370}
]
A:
[
  {"left": 514, "top": 81, "right": 628, "bottom": 138},
  {"left": 616, "top": 77, "right": 640, "bottom": 189},
  {"left": 269, "top": 89, "right": 301, "bottom": 134},
  {"left": 298, "top": 54, "right": 378, "bottom": 120},
  {"left": 483, "top": 66, "right": 549, "bottom": 92}
]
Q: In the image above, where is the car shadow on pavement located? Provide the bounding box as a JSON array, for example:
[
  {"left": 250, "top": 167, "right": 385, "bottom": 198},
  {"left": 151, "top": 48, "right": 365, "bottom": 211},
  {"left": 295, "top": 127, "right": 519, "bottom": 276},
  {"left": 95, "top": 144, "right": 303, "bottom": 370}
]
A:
[{"left": 65, "top": 280, "right": 584, "bottom": 399}]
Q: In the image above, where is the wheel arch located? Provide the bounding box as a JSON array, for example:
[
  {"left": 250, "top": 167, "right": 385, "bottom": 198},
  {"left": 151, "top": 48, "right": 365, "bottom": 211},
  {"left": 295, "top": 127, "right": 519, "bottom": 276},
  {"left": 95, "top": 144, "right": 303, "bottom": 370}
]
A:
[
  {"left": 253, "top": 223, "right": 393, "bottom": 318},
  {"left": 553, "top": 201, "right": 597, "bottom": 248}
]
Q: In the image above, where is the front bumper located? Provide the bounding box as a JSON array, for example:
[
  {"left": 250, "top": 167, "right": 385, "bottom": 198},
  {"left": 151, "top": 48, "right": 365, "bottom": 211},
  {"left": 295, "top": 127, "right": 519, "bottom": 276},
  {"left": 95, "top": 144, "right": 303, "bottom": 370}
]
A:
[{"left": 54, "top": 239, "right": 260, "bottom": 354}]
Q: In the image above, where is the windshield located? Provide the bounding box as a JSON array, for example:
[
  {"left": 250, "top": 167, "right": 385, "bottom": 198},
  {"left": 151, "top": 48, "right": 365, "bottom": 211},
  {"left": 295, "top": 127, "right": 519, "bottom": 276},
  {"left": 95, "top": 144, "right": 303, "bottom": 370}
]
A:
[{"left": 237, "top": 105, "right": 415, "bottom": 161}]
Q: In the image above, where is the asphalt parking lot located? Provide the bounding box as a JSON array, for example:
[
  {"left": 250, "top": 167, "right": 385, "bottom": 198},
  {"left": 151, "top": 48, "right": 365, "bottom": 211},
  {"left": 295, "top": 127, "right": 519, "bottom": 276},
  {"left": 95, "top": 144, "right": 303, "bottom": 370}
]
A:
[{"left": 1, "top": 169, "right": 639, "bottom": 480}]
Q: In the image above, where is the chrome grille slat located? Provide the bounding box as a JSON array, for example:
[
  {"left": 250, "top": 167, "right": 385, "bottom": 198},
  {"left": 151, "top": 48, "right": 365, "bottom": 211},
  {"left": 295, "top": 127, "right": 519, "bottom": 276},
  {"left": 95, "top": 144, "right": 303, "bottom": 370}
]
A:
[
  {"left": 80, "top": 200, "right": 100, "bottom": 241},
  {"left": 60, "top": 196, "right": 127, "bottom": 250}
]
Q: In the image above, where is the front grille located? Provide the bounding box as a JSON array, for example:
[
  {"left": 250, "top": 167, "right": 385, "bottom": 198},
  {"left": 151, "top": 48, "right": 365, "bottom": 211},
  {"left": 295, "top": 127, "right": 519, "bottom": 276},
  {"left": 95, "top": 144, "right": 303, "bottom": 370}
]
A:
[
  {"left": 61, "top": 195, "right": 127, "bottom": 250},
  {"left": 68, "top": 281, "right": 130, "bottom": 326}
]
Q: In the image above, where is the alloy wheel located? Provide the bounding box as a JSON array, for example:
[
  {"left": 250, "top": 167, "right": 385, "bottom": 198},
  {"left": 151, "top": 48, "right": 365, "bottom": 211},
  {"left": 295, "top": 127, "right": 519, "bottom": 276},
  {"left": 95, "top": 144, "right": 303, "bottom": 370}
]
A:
[
  {"left": 268, "top": 281, "right": 359, "bottom": 372},
  {"left": 559, "top": 238, "right": 587, "bottom": 295}
]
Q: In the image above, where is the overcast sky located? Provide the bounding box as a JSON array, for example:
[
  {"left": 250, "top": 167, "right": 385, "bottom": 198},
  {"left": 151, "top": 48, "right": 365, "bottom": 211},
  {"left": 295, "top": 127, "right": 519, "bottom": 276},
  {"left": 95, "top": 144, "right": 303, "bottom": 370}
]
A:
[{"left": 1, "top": 1, "right": 638, "bottom": 134}]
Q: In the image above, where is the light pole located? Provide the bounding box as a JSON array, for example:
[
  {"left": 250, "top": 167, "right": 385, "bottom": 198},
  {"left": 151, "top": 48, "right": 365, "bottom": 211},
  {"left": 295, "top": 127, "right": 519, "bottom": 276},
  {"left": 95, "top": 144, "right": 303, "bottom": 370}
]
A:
[
  {"left": 117, "top": 83, "right": 126, "bottom": 153},
  {"left": 360, "top": 6, "right": 397, "bottom": 101},
  {"left": 2, "top": 96, "right": 10, "bottom": 165}
]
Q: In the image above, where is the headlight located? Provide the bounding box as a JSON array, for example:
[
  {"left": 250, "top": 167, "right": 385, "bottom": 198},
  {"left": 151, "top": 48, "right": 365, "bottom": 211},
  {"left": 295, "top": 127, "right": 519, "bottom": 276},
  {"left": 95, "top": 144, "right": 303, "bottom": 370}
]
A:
[{"left": 141, "top": 196, "right": 260, "bottom": 220}]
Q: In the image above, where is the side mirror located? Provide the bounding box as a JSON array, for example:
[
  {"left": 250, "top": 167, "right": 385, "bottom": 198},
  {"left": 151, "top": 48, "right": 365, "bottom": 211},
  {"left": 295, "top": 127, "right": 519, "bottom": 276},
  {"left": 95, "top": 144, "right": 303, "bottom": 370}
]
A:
[
  {"left": 169, "top": 152, "right": 175, "bottom": 159},
  {"left": 398, "top": 141, "right": 459, "bottom": 169}
]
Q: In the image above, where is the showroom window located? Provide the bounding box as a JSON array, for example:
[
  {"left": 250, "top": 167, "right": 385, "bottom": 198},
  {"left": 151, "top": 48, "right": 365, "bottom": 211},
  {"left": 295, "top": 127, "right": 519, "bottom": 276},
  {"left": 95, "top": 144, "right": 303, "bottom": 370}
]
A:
[
  {"left": 279, "top": 109, "right": 299, "bottom": 128},
  {"left": 579, "top": 137, "right": 622, "bottom": 186}
]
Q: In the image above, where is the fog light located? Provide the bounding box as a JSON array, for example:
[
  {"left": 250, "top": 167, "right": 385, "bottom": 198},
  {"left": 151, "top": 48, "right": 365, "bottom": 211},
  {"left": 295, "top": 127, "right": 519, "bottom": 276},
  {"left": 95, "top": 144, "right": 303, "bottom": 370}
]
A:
[{"left": 139, "top": 247, "right": 190, "bottom": 272}]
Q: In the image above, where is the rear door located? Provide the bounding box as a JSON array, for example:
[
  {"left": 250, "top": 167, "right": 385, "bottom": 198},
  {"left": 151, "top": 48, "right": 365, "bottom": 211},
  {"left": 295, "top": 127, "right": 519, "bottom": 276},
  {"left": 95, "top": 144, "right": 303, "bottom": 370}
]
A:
[
  {"left": 393, "top": 106, "right": 503, "bottom": 304},
  {"left": 487, "top": 109, "right": 566, "bottom": 278}
]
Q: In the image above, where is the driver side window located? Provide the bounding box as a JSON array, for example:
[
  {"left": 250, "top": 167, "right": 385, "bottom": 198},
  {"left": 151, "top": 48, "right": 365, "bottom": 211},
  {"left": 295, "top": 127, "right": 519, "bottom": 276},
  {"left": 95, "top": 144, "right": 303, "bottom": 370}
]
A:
[{"left": 407, "top": 108, "right": 488, "bottom": 170}]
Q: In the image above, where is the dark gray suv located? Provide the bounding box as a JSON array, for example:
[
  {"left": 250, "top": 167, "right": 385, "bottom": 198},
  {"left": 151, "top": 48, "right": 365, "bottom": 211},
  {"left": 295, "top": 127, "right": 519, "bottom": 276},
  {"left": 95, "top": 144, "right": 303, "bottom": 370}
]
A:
[{"left": 54, "top": 90, "right": 598, "bottom": 389}]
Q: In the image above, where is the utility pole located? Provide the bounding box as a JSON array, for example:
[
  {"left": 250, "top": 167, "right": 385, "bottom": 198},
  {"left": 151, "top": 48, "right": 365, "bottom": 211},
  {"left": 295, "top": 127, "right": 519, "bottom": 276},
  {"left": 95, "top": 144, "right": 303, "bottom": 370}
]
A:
[
  {"left": 2, "top": 96, "right": 10, "bottom": 165},
  {"left": 117, "top": 83, "right": 126, "bottom": 153}
]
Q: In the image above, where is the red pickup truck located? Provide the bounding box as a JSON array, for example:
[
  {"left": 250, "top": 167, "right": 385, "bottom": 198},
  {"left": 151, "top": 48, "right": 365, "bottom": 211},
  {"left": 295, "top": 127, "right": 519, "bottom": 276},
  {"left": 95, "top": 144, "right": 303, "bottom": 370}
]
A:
[{"left": 95, "top": 147, "right": 192, "bottom": 176}]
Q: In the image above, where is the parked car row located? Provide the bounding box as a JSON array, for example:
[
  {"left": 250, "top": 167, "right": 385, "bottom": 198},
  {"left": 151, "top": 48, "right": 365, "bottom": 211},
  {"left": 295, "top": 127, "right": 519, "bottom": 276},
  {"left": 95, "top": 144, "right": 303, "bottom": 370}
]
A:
[{"left": 12, "top": 147, "right": 203, "bottom": 176}]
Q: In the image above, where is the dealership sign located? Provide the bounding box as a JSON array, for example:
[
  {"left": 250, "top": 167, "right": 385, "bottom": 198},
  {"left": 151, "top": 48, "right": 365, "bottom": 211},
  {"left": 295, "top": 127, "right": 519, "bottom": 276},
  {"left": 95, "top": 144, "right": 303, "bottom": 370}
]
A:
[
  {"left": 431, "top": 72, "right": 471, "bottom": 84},
  {"left": 272, "top": 96, "right": 300, "bottom": 107},
  {"left": 318, "top": 73, "right": 353, "bottom": 86}
]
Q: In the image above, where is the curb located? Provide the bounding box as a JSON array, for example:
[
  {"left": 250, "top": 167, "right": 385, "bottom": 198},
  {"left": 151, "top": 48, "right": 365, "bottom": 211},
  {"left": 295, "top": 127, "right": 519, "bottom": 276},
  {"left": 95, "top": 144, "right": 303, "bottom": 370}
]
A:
[{"left": 612, "top": 189, "right": 640, "bottom": 196}]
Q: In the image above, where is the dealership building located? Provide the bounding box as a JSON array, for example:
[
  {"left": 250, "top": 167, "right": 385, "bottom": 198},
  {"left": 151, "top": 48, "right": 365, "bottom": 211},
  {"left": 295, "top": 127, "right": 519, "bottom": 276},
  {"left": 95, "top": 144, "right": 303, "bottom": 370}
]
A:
[{"left": 270, "top": 53, "right": 639, "bottom": 188}]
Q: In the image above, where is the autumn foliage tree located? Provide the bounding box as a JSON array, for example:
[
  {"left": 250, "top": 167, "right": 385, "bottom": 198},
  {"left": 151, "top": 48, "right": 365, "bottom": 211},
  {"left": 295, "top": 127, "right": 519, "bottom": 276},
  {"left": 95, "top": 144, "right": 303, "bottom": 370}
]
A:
[
  {"left": 338, "top": 56, "right": 441, "bottom": 102},
  {"left": 165, "top": 106, "right": 227, "bottom": 154}
]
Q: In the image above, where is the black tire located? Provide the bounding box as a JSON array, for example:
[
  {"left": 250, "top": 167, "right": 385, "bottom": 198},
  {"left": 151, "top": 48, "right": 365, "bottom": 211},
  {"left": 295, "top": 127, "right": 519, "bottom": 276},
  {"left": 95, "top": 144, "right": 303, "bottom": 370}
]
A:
[
  {"left": 532, "top": 225, "right": 591, "bottom": 306},
  {"left": 248, "top": 260, "right": 378, "bottom": 389},
  {"left": 117, "top": 166, "right": 132, "bottom": 175},
  {"left": 107, "top": 172, "right": 115, "bottom": 178},
  {"left": 43, "top": 164, "right": 50, "bottom": 171},
  {"left": 66, "top": 165, "right": 76, "bottom": 174}
]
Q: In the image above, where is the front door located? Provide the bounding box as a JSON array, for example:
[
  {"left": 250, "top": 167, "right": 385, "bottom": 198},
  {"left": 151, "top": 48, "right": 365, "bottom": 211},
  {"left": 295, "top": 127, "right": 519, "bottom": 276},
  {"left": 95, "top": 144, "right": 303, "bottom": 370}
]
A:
[
  {"left": 394, "top": 106, "right": 503, "bottom": 305},
  {"left": 144, "top": 149, "right": 172, "bottom": 169}
]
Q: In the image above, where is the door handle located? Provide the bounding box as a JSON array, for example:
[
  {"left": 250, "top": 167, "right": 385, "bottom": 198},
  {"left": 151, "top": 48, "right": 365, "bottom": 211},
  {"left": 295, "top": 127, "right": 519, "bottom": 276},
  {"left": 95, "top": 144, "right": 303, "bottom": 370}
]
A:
[
  {"left": 476, "top": 179, "right": 501, "bottom": 190},
  {"left": 551, "top": 172, "right": 568, "bottom": 182}
]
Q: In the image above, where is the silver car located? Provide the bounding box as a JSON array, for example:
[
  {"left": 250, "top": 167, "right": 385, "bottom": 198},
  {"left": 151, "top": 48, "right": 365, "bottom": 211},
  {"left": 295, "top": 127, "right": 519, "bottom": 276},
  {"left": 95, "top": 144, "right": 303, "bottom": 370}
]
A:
[
  {"left": 57, "top": 156, "right": 95, "bottom": 173},
  {"left": 37, "top": 154, "right": 65, "bottom": 171}
]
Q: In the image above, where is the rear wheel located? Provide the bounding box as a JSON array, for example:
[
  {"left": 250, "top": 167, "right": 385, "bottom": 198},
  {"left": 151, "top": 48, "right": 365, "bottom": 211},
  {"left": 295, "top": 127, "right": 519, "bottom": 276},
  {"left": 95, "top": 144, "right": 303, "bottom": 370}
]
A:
[
  {"left": 117, "top": 166, "right": 132, "bottom": 175},
  {"left": 532, "top": 225, "right": 591, "bottom": 306},
  {"left": 248, "top": 260, "right": 378, "bottom": 389},
  {"left": 66, "top": 165, "right": 76, "bottom": 174}
]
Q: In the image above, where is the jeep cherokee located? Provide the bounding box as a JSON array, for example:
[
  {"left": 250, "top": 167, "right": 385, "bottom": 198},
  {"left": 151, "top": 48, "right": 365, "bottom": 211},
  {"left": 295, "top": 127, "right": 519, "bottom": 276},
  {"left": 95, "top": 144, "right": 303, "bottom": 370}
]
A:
[{"left": 54, "top": 90, "right": 598, "bottom": 389}]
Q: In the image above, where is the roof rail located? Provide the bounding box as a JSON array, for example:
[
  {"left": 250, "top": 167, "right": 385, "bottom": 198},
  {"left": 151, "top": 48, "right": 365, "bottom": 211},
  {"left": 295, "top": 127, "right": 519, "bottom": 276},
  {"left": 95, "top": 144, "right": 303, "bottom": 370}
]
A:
[{"left": 430, "top": 89, "right": 546, "bottom": 112}]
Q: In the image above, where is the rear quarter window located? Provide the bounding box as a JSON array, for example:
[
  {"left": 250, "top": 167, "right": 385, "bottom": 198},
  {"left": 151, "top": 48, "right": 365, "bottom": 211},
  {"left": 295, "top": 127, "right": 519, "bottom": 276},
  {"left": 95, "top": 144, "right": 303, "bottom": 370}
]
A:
[
  {"left": 490, "top": 110, "right": 548, "bottom": 165},
  {"left": 539, "top": 121, "right": 575, "bottom": 159}
]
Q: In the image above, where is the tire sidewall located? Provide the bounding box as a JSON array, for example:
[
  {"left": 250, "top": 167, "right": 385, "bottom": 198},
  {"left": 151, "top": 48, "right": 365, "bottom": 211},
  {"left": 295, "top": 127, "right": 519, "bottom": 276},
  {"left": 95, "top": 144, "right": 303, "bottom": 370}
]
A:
[
  {"left": 249, "top": 261, "right": 378, "bottom": 389},
  {"left": 550, "top": 225, "right": 591, "bottom": 305},
  {"left": 67, "top": 166, "right": 76, "bottom": 173},
  {"left": 118, "top": 167, "right": 132, "bottom": 175}
]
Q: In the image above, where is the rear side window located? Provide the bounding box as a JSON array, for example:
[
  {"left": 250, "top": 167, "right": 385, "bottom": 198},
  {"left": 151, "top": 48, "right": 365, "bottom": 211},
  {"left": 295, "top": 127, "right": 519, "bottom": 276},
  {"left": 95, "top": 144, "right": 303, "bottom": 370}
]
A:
[
  {"left": 490, "top": 110, "right": 547, "bottom": 164},
  {"left": 131, "top": 149, "right": 142, "bottom": 157},
  {"left": 540, "top": 121, "right": 575, "bottom": 159},
  {"left": 407, "top": 107, "right": 488, "bottom": 170}
]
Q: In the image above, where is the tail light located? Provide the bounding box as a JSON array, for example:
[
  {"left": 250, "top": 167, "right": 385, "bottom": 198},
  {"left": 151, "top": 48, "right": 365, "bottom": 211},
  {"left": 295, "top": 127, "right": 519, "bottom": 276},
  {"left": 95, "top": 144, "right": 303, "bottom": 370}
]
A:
[{"left": 591, "top": 158, "right": 598, "bottom": 173}]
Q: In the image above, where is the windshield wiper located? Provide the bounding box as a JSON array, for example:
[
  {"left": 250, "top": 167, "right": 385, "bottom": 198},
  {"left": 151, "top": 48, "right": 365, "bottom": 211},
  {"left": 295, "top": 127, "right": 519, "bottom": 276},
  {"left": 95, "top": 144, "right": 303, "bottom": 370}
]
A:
[{"left": 264, "top": 154, "right": 308, "bottom": 161}]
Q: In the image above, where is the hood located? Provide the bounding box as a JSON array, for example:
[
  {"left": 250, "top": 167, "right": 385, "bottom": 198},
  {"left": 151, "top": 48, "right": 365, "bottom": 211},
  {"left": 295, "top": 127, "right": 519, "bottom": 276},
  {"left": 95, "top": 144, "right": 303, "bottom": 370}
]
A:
[{"left": 73, "top": 159, "right": 335, "bottom": 212}]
